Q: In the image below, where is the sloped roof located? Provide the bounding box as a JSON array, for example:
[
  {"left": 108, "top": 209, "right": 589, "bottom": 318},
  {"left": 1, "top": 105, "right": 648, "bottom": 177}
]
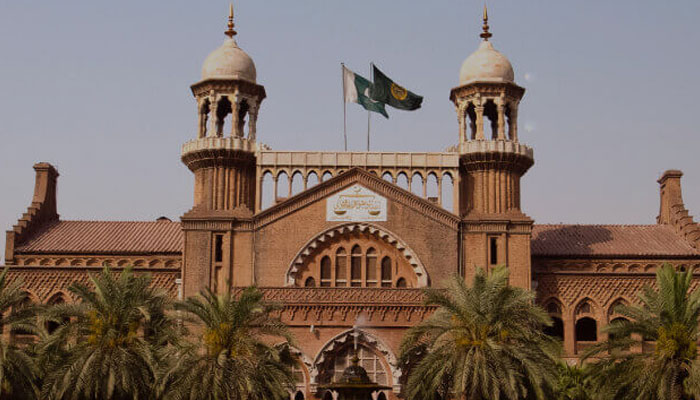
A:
[
  {"left": 14, "top": 220, "right": 182, "bottom": 254},
  {"left": 532, "top": 224, "right": 699, "bottom": 257}
]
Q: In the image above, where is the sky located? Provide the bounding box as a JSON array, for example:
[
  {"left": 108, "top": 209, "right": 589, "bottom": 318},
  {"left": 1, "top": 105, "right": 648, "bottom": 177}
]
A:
[{"left": 1, "top": 1, "right": 699, "bottom": 262}]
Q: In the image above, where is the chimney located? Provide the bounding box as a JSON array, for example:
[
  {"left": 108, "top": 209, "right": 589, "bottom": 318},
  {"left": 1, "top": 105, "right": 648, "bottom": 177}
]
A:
[
  {"left": 4, "top": 162, "right": 60, "bottom": 265},
  {"left": 657, "top": 170, "right": 684, "bottom": 225}
]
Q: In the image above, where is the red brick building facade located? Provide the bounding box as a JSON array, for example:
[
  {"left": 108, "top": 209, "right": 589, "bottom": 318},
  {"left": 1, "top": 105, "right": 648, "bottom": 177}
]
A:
[{"left": 4, "top": 10, "right": 700, "bottom": 400}]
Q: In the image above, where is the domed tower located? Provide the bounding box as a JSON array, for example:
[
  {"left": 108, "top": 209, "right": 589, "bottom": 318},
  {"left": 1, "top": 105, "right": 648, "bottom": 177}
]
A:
[
  {"left": 451, "top": 7, "right": 534, "bottom": 288},
  {"left": 181, "top": 5, "right": 265, "bottom": 297}
]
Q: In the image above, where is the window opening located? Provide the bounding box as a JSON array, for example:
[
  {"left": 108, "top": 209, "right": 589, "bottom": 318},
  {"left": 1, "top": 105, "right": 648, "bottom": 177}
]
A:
[
  {"left": 366, "top": 248, "right": 377, "bottom": 287},
  {"left": 351, "top": 245, "right": 362, "bottom": 287},
  {"left": 335, "top": 248, "right": 347, "bottom": 287},
  {"left": 381, "top": 257, "right": 392, "bottom": 287},
  {"left": 489, "top": 237, "right": 498, "bottom": 265},
  {"left": 320, "top": 256, "right": 331, "bottom": 287},
  {"left": 214, "top": 234, "right": 224, "bottom": 263}
]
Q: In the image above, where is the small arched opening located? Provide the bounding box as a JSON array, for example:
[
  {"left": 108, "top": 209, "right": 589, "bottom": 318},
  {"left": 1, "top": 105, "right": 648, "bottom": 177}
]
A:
[
  {"left": 441, "top": 173, "right": 454, "bottom": 212},
  {"left": 304, "top": 277, "right": 316, "bottom": 287},
  {"left": 307, "top": 171, "right": 319, "bottom": 189},
  {"left": 575, "top": 317, "right": 597, "bottom": 343},
  {"left": 410, "top": 173, "right": 423, "bottom": 197},
  {"left": 276, "top": 171, "right": 290, "bottom": 202},
  {"left": 482, "top": 99, "right": 498, "bottom": 139},
  {"left": 396, "top": 173, "right": 409, "bottom": 190}
]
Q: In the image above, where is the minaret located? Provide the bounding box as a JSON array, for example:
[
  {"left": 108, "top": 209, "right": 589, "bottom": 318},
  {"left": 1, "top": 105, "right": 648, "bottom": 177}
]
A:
[
  {"left": 181, "top": 4, "right": 265, "bottom": 297},
  {"left": 451, "top": 7, "right": 534, "bottom": 288}
]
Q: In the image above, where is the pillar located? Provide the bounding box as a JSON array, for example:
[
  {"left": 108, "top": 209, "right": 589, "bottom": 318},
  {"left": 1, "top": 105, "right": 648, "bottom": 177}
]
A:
[
  {"left": 458, "top": 104, "right": 467, "bottom": 143},
  {"left": 475, "top": 105, "right": 485, "bottom": 140},
  {"left": 249, "top": 103, "right": 258, "bottom": 141},
  {"left": 509, "top": 105, "right": 518, "bottom": 142},
  {"left": 208, "top": 99, "right": 219, "bottom": 137},
  {"left": 497, "top": 103, "right": 506, "bottom": 140},
  {"left": 231, "top": 99, "right": 241, "bottom": 137}
]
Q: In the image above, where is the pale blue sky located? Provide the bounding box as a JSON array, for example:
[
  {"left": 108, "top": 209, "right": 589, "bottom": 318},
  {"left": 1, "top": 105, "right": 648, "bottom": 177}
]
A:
[{"left": 1, "top": 1, "right": 699, "bottom": 262}]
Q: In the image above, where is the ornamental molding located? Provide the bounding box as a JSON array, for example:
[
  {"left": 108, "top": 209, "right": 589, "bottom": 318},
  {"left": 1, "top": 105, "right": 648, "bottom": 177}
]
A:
[
  {"left": 285, "top": 223, "right": 430, "bottom": 287},
  {"left": 255, "top": 287, "right": 427, "bottom": 305}
]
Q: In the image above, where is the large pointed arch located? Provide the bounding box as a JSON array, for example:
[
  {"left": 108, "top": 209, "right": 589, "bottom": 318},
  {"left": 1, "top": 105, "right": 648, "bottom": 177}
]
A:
[
  {"left": 312, "top": 329, "right": 401, "bottom": 393},
  {"left": 286, "top": 223, "right": 429, "bottom": 287}
]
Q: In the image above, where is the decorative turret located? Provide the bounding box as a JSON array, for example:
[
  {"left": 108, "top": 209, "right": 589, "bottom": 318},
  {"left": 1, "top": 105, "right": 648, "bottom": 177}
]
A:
[
  {"left": 450, "top": 6, "right": 533, "bottom": 216},
  {"left": 453, "top": 7, "right": 534, "bottom": 289},
  {"left": 182, "top": 3, "right": 265, "bottom": 213},
  {"left": 181, "top": 4, "right": 263, "bottom": 298}
]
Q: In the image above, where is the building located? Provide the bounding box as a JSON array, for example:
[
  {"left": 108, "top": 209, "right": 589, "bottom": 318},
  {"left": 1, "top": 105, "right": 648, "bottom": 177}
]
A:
[{"left": 4, "top": 6, "right": 700, "bottom": 400}]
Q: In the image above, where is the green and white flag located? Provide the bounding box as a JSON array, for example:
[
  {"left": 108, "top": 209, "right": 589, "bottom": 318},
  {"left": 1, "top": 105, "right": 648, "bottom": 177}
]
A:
[{"left": 342, "top": 65, "right": 389, "bottom": 118}]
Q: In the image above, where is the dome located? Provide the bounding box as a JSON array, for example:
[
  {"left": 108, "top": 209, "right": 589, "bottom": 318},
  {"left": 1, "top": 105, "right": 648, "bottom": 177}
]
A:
[
  {"left": 201, "top": 38, "right": 257, "bottom": 82},
  {"left": 458, "top": 40, "right": 514, "bottom": 85}
]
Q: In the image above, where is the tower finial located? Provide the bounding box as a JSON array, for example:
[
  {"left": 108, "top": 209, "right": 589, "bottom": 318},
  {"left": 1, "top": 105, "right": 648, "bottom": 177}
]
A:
[
  {"left": 225, "top": 3, "right": 237, "bottom": 38},
  {"left": 480, "top": 4, "right": 492, "bottom": 41}
]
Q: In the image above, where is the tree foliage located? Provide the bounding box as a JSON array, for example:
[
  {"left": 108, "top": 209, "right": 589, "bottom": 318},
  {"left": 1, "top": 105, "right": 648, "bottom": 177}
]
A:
[
  {"left": 37, "top": 267, "right": 175, "bottom": 400},
  {"left": 160, "top": 286, "right": 295, "bottom": 400},
  {"left": 399, "top": 267, "right": 560, "bottom": 400},
  {"left": 0, "top": 267, "right": 41, "bottom": 400},
  {"left": 583, "top": 263, "right": 700, "bottom": 400}
]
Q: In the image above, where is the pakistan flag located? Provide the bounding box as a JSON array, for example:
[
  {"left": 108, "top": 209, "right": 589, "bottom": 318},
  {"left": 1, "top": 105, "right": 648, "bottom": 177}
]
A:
[
  {"left": 342, "top": 65, "right": 389, "bottom": 118},
  {"left": 370, "top": 65, "right": 423, "bottom": 111}
]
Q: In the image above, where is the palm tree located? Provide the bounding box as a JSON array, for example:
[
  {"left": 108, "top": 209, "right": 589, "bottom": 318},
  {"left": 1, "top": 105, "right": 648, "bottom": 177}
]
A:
[
  {"left": 0, "top": 267, "right": 41, "bottom": 399},
  {"left": 399, "top": 266, "right": 560, "bottom": 400},
  {"left": 160, "top": 286, "right": 295, "bottom": 400},
  {"left": 552, "top": 363, "right": 593, "bottom": 400},
  {"left": 38, "top": 267, "right": 175, "bottom": 400},
  {"left": 583, "top": 264, "right": 700, "bottom": 400}
]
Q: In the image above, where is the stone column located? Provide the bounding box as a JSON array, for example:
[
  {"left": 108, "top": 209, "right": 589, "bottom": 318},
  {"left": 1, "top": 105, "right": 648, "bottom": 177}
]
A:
[
  {"left": 208, "top": 98, "right": 219, "bottom": 137},
  {"left": 437, "top": 177, "right": 443, "bottom": 206},
  {"left": 231, "top": 98, "right": 241, "bottom": 137},
  {"left": 509, "top": 104, "right": 518, "bottom": 142},
  {"left": 197, "top": 99, "right": 207, "bottom": 138},
  {"left": 475, "top": 105, "right": 485, "bottom": 140},
  {"left": 273, "top": 176, "right": 278, "bottom": 203},
  {"left": 497, "top": 102, "right": 506, "bottom": 140},
  {"left": 248, "top": 103, "right": 258, "bottom": 141},
  {"left": 457, "top": 103, "right": 467, "bottom": 143}
]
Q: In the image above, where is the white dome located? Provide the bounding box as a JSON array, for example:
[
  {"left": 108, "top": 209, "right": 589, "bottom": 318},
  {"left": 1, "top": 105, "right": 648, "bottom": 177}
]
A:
[
  {"left": 201, "top": 38, "right": 256, "bottom": 82},
  {"left": 459, "top": 40, "right": 514, "bottom": 85}
]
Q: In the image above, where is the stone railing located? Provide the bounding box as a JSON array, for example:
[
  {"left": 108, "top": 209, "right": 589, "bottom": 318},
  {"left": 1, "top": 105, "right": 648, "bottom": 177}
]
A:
[
  {"left": 458, "top": 140, "right": 534, "bottom": 159},
  {"left": 181, "top": 136, "right": 259, "bottom": 156}
]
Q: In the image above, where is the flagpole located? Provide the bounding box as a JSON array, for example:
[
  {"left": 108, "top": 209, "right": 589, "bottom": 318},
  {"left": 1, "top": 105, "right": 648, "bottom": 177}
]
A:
[
  {"left": 367, "top": 62, "right": 373, "bottom": 152},
  {"left": 341, "top": 63, "right": 348, "bottom": 151}
]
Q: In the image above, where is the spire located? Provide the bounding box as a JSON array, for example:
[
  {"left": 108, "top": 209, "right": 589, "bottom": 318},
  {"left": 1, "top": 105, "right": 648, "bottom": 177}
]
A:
[
  {"left": 225, "top": 3, "right": 237, "bottom": 38},
  {"left": 480, "top": 4, "right": 492, "bottom": 41}
]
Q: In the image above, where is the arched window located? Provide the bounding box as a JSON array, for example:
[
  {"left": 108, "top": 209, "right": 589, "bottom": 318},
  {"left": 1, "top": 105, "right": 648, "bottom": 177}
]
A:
[
  {"left": 546, "top": 301, "right": 562, "bottom": 315},
  {"left": 381, "top": 257, "right": 392, "bottom": 287},
  {"left": 377, "top": 393, "right": 387, "bottom": 400},
  {"left": 322, "top": 392, "right": 333, "bottom": 400},
  {"left": 46, "top": 294, "right": 67, "bottom": 334},
  {"left": 545, "top": 317, "right": 564, "bottom": 340},
  {"left": 304, "top": 277, "right": 316, "bottom": 287},
  {"left": 351, "top": 245, "right": 362, "bottom": 287},
  {"left": 323, "top": 345, "right": 387, "bottom": 385},
  {"left": 575, "top": 317, "right": 597, "bottom": 342},
  {"left": 366, "top": 248, "right": 377, "bottom": 287},
  {"left": 294, "top": 392, "right": 305, "bottom": 400},
  {"left": 396, "top": 277, "right": 407, "bottom": 288},
  {"left": 320, "top": 256, "right": 331, "bottom": 287},
  {"left": 335, "top": 248, "right": 347, "bottom": 287}
]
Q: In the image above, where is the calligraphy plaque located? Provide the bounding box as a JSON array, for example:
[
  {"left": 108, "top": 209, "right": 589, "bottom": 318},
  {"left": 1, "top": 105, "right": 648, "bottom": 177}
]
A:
[{"left": 326, "top": 184, "right": 387, "bottom": 222}]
